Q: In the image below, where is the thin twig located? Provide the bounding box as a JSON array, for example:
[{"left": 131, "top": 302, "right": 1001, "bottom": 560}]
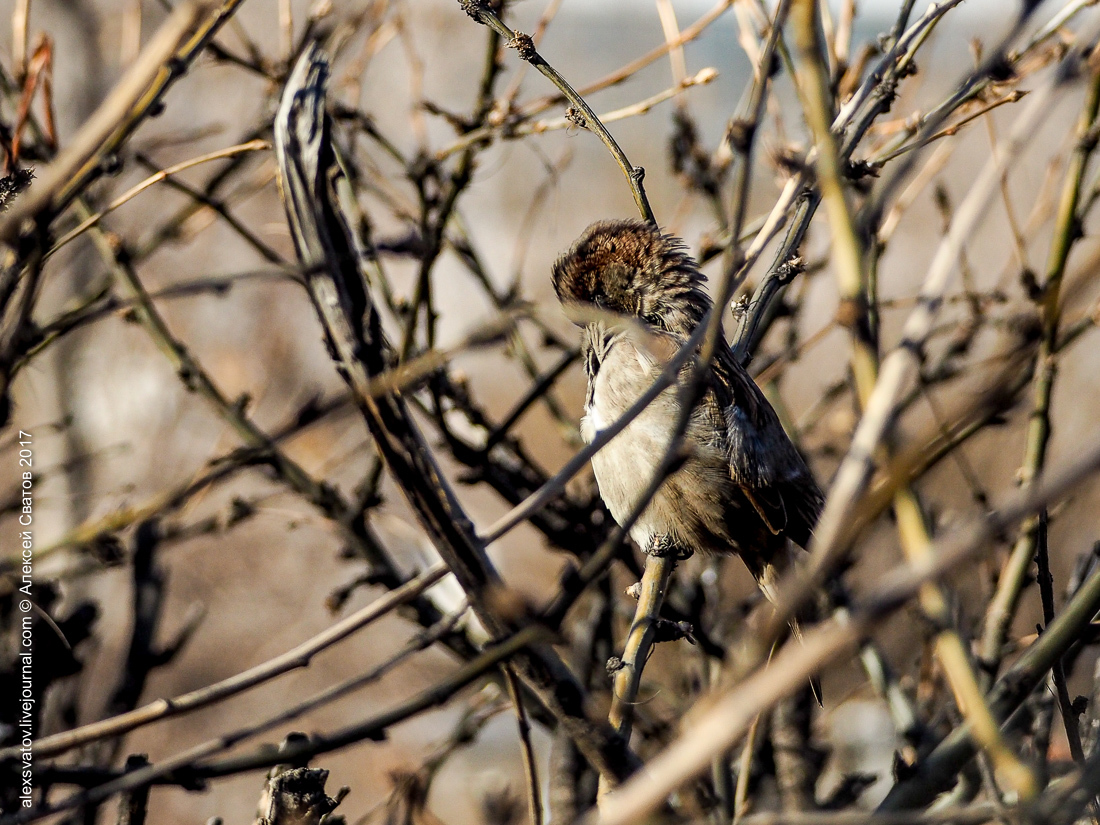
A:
[
  {"left": 47, "top": 139, "right": 270, "bottom": 256},
  {"left": 504, "top": 665, "right": 544, "bottom": 825},
  {"left": 4, "top": 564, "right": 449, "bottom": 762}
]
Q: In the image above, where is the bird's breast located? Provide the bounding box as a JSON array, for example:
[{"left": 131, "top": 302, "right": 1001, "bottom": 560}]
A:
[
  {"left": 582, "top": 339, "right": 688, "bottom": 537},
  {"left": 581, "top": 335, "right": 754, "bottom": 556}
]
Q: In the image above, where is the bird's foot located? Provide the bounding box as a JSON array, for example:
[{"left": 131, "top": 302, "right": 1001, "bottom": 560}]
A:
[{"left": 647, "top": 534, "right": 693, "bottom": 560}]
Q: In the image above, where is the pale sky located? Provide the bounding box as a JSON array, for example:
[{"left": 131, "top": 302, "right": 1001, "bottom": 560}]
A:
[{"left": 578, "top": 0, "right": 1017, "bottom": 21}]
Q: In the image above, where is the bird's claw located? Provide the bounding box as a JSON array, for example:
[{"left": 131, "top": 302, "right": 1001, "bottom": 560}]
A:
[{"left": 647, "top": 535, "right": 693, "bottom": 560}]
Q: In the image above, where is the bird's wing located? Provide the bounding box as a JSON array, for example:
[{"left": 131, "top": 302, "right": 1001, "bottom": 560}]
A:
[{"left": 709, "top": 345, "right": 824, "bottom": 546}]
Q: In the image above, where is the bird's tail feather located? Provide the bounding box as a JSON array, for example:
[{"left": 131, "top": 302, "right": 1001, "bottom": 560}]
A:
[{"left": 755, "top": 542, "right": 823, "bottom": 705}]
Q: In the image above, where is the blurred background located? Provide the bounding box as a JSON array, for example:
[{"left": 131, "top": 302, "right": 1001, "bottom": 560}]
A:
[{"left": 3, "top": 1, "right": 1100, "bottom": 823}]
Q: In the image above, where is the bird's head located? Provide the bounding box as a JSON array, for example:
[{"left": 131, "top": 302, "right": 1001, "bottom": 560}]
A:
[{"left": 551, "top": 219, "right": 711, "bottom": 334}]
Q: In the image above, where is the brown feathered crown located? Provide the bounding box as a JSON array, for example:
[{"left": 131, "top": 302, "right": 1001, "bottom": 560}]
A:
[{"left": 551, "top": 219, "right": 711, "bottom": 334}]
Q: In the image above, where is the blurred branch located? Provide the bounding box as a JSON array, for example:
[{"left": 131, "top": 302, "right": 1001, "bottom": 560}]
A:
[
  {"left": 116, "top": 755, "right": 151, "bottom": 825},
  {"left": 503, "top": 666, "right": 543, "bottom": 825},
  {"left": 254, "top": 767, "right": 340, "bottom": 825},
  {"left": 0, "top": 0, "right": 242, "bottom": 244},
  {"left": 764, "top": 56, "right": 1077, "bottom": 655},
  {"left": 85, "top": 225, "right": 394, "bottom": 574},
  {"left": 978, "top": 65, "right": 1100, "bottom": 685},
  {"left": 739, "top": 804, "right": 997, "bottom": 825},
  {"left": 591, "top": 431, "right": 1100, "bottom": 825},
  {"left": 881, "top": 550, "right": 1100, "bottom": 811},
  {"left": 794, "top": 0, "right": 1031, "bottom": 793},
  {"left": 3, "top": 563, "right": 448, "bottom": 762},
  {"left": 47, "top": 139, "right": 270, "bottom": 257},
  {"left": 7, "top": 612, "right": 540, "bottom": 825}
]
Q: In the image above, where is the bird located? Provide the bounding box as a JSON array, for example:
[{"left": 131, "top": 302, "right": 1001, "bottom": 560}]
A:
[{"left": 551, "top": 218, "right": 824, "bottom": 589}]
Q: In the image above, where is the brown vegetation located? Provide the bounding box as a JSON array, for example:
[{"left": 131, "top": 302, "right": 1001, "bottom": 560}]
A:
[{"left": 3, "top": 2, "right": 1100, "bottom": 825}]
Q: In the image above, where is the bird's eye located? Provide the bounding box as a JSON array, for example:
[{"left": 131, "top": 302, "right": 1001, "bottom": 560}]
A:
[{"left": 594, "top": 294, "right": 607, "bottom": 308}]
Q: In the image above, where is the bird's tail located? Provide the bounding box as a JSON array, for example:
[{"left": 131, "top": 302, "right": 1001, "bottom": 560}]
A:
[{"left": 754, "top": 540, "right": 823, "bottom": 705}]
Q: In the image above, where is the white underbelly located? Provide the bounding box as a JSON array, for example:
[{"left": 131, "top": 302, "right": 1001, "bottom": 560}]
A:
[{"left": 583, "top": 400, "right": 676, "bottom": 546}]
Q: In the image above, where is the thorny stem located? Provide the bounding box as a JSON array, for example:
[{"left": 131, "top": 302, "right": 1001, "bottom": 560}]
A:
[
  {"left": 437, "top": 1, "right": 736, "bottom": 161},
  {"left": 438, "top": 68, "right": 717, "bottom": 158},
  {"left": 458, "top": 0, "right": 655, "bottom": 224}
]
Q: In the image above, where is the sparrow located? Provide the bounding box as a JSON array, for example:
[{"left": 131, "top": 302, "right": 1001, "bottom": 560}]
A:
[{"left": 551, "top": 219, "right": 824, "bottom": 586}]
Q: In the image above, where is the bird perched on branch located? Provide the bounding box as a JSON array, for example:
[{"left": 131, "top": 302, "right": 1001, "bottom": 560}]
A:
[{"left": 551, "top": 219, "right": 823, "bottom": 588}]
